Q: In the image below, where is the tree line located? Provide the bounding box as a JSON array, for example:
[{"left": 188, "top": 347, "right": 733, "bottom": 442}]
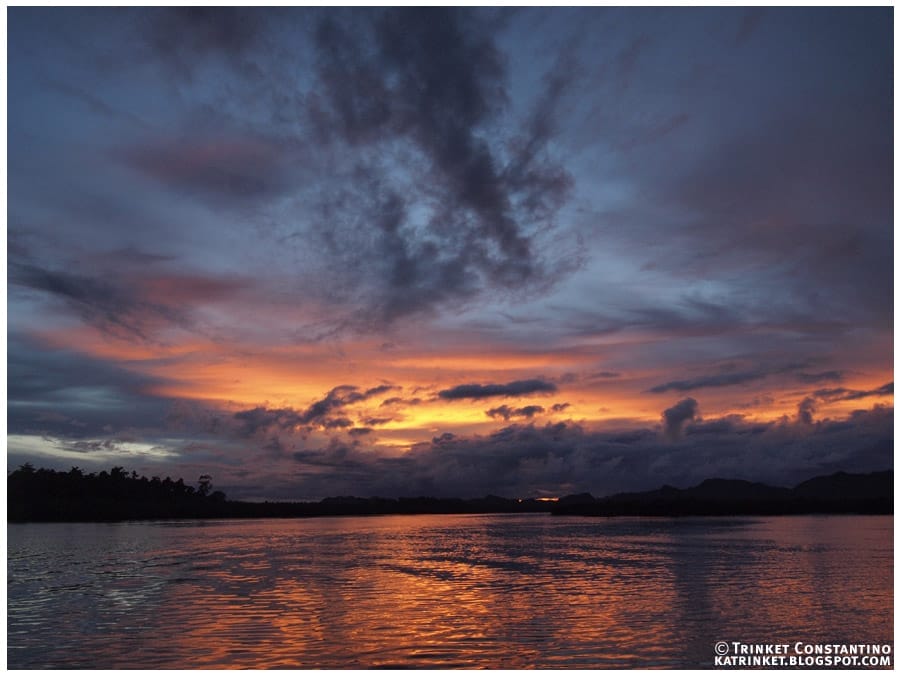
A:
[
  {"left": 6, "top": 464, "right": 556, "bottom": 522},
  {"left": 8, "top": 464, "right": 227, "bottom": 522}
]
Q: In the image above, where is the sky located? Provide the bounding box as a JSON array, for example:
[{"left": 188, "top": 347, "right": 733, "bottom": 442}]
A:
[{"left": 7, "top": 7, "right": 894, "bottom": 500}]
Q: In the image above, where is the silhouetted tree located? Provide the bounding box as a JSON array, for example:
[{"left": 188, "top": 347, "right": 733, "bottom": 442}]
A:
[
  {"left": 7, "top": 465, "right": 231, "bottom": 522},
  {"left": 197, "top": 474, "right": 213, "bottom": 497}
]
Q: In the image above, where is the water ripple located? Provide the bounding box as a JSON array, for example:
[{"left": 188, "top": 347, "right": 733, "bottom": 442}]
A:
[{"left": 7, "top": 514, "right": 893, "bottom": 669}]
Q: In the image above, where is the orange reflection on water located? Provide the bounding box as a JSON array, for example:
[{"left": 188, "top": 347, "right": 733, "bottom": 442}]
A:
[
  {"left": 138, "top": 516, "right": 690, "bottom": 668},
  {"left": 8, "top": 515, "right": 892, "bottom": 669}
]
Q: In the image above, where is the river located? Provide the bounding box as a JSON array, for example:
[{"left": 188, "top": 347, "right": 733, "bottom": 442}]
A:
[{"left": 7, "top": 514, "right": 893, "bottom": 668}]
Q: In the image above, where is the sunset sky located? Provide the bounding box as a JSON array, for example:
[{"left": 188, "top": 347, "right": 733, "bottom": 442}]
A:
[{"left": 7, "top": 7, "right": 893, "bottom": 500}]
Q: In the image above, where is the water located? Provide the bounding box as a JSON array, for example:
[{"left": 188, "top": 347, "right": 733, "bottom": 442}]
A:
[{"left": 7, "top": 514, "right": 893, "bottom": 669}]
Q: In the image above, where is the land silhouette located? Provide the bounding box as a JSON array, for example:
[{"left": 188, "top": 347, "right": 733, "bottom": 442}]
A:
[
  {"left": 552, "top": 470, "right": 893, "bottom": 516},
  {"left": 6, "top": 464, "right": 892, "bottom": 522}
]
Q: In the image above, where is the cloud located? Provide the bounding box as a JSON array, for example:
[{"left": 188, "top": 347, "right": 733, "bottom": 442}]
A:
[
  {"left": 797, "top": 397, "right": 817, "bottom": 425},
  {"left": 7, "top": 333, "right": 175, "bottom": 439},
  {"left": 233, "top": 406, "right": 302, "bottom": 435},
  {"left": 303, "top": 8, "right": 577, "bottom": 323},
  {"left": 652, "top": 70, "right": 892, "bottom": 329},
  {"left": 19, "top": 9, "right": 579, "bottom": 331},
  {"left": 662, "top": 398, "right": 699, "bottom": 440},
  {"left": 6, "top": 8, "right": 893, "bottom": 503},
  {"left": 362, "top": 417, "right": 393, "bottom": 426},
  {"left": 360, "top": 384, "right": 397, "bottom": 398},
  {"left": 649, "top": 369, "right": 772, "bottom": 394},
  {"left": 121, "top": 134, "right": 294, "bottom": 203},
  {"left": 234, "top": 384, "right": 398, "bottom": 435},
  {"left": 551, "top": 402, "right": 571, "bottom": 412},
  {"left": 486, "top": 405, "right": 545, "bottom": 420},
  {"left": 380, "top": 397, "right": 422, "bottom": 408},
  {"left": 292, "top": 437, "right": 371, "bottom": 470},
  {"left": 812, "top": 382, "right": 893, "bottom": 402},
  {"left": 9, "top": 255, "right": 248, "bottom": 343},
  {"left": 438, "top": 378, "right": 558, "bottom": 400},
  {"left": 142, "top": 7, "right": 270, "bottom": 80},
  {"left": 9, "top": 262, "right": 181, "bottom": 341},
  {"left": 317, "top": 406, "right": 890, "bottom": 500},
  {"left": 648, "top": 362, "right": 833, "bottom": 394},
  {"left": 795, "top": 370, "right": 844, "bottom": 384},
  {"left": 14, "top": 403, "right": 894, "bottom": 501}
]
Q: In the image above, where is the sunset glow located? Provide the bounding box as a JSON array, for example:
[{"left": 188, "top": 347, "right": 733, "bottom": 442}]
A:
[{"left": 8, "top": 7, "right": 892, "bottom": 500}]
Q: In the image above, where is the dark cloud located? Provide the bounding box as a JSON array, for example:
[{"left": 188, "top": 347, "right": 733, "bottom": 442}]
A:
[
  {"left": 560, "top": 370, "right": 620, "bottom": 386},
  {"left": 797, "top": 397, "right": 817, "bottom": 425},
  {"left": 439, "top": 378, "right": 557, "bottom": 400},
  {"left": 23, "top": 8, "right": 578, "bottom": 328},
  {"left": 795, "top": 370, "right": 844, "bottom": 384},
  {"left": 323, "top": 417, "right": 353, "bottom": 429},
  {"left": 8, "top": 254, "right": 247, "bottom": 344},
  {"left": 608, "top": 429, "right": 656, "bottom": 445},
  {"left": 551, "top": 402, "right": 571, "bottom": 412},
  {"left": 142, "top": 7, "right": 269, "bottom": 80},
  {"left": 574, "top": 10, "right": 893, "bottom": 342},
  {"left": 121, "top": 134, "right": 295, "bottom": 203},
  {"left": 362, "top": 417, "right": 393, "bottom": 426},
  {"left": 292, "top": 437, "right": 371, "bottom": 470},
  {"left": 685, "top": 416, "right": 769, "bottom": 437},
  {"left": 486, "top": 405, "right": 545, "bottom": 420},
  {"left": 66, "top": 439, "right": 123, "bottom": 454},
  {"left": 305, "top": 7, "right": 576, "bottom": 322},
  {"left": 361, "top": 384, "right": 397, "bottom": 398},
  {"left": 6, "top": 8, "right": 892, "bottom": 502},
  {"left": 380, "top": 396, "right": 422, "bottom": 408},
  {"left": 812, "top": 382, "right": 893, "bottom": 402},
  {"left": 301, "top": 385, "right": 370, "bottom": 424},
  {"left": 649, "top": 371, "right": 764, "bottom": 394},
  {"left": 648, "top": 362, "right": 826, "bottom": 394},
  {"left": 9, "top": 262, "right": 181, "bottom": 341},
  {"left": 662, "top": 398, "right": 698, "bottom": 440},
  {"left": 11, "top": 403, "right": 894, "bottom": 501},
  {"left": 261, "top": 436, "right": 289, "bottom": 457},
  {"left": 654, "top": 54, "right": 891, "bottom": 329},
  {"left": 7, "top": 334, "right": 174, "bottom": 438},
  {"left": 317, "top": 406, "right": 890, "bottom": 499},
  {"left": 166, "top": 400, "right": 230, "bottom": 436},
  {"left": 502, "top": 45, "right": 577, "bottom": 224},
  {"left": 234, "top": 384, "right": 397, "bottom": 435},
  {"left": 233, "top": 406, "right": 302, "bottom": 435}
]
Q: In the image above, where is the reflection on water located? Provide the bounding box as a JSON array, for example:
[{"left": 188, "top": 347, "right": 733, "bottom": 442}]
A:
[{"left": 7, "top": 515, "right": 893, "bottom": 668}]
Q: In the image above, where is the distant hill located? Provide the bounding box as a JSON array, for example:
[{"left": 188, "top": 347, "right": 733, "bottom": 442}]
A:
[
  {"left": 6, "top": 465, "right": 892, "bottom": 522},
  {"left": 551, "top": 470, "right": 892, "bottom": 516},
  {"left": 792, "top": 470, "right": 892, "bottom": 500}
]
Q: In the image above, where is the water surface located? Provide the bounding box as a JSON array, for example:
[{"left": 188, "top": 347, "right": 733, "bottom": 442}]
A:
[{"left": 7, "top": 514, "right": 893, "bottom": 668}]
